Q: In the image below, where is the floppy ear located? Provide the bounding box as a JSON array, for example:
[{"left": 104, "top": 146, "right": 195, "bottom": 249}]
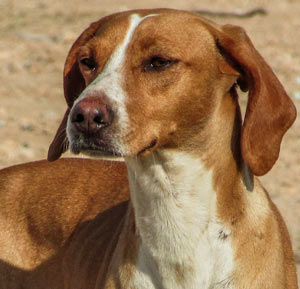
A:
[
  {"left": 48, "top": 16, "right": 114, "bottom": 161},
  {"left": 47, "top": 109, "right": 70, "bottom": 161},
  {"left": 215, "top": 24, "right": 296, "bottom": 176}
]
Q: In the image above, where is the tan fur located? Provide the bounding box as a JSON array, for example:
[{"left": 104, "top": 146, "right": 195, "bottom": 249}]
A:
[
  {"left": 0, "top": 158, "right": 129, "bottom": 288},
  {"left": 0, "top": 8, "right": 298, "bottom": 289}
]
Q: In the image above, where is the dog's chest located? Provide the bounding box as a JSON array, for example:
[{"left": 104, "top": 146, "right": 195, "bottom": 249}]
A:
[
  {"left": 129, "top": 224, "right": 234, "bottom": 289},
  {"left": 125, "top": 152, "right": 235, "bottom": 289},
  {"left": 129, "top": 220, "right": 234, "bottom": 289}
]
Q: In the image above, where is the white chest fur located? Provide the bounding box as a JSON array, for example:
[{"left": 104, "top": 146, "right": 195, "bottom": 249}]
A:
[{"left": 125, "top": 151, "right": 234, "bottom": 289}]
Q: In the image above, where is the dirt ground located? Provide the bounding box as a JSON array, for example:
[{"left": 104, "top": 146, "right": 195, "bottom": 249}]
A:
[{"left": 0, "top": 0, "right": 299, "bottom": 282}]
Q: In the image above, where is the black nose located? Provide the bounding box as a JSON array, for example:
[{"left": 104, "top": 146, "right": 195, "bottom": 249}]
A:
[{"left": 70, "top": 96, "right": 114, "bottom": 134}]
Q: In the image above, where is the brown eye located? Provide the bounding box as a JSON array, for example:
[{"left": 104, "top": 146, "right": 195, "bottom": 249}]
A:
[
  {"left": 80, "top": 58, "right": 96, "bottom": 71},
  {"left": 143, "top": 57, "right": 176, "bottom": 72}
]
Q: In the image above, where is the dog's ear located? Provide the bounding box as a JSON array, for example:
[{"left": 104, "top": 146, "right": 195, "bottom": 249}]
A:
[
  {"left": 47, "top": 109, "right": 70, "bottom": 161},
  {"left": 214, "top": 24, "right": 296, "bottom": 176},
  {"left": 48, "top": 16, "right": 113, "bottom": 162}
]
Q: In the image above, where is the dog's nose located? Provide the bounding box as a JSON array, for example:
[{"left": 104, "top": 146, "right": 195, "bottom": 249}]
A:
[{"left": 70, "top": 96, "right": 114, "bottom": 134}]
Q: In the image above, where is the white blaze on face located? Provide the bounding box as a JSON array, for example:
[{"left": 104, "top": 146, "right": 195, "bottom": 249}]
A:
[{"left": 70, "top": 13, "right": 157, "bottom": 155}]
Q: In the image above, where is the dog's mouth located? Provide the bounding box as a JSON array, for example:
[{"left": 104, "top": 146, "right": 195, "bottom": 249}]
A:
[
  {"left": 137, "top": 139, "right": 158, "bottom": 156},
  {"left": 68, "top": 124, "right": 160, "bottom": 159},
  {"left": 71, "top": 137, "right": 158, "bottom": 158},
  {"left": 70, "top": 137, "right": 122, "bottom": 158}
]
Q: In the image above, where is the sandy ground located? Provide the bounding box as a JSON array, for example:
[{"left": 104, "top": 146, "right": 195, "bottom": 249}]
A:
[{"left": 0, "top": 0, "right": 299, "bottom": 282}]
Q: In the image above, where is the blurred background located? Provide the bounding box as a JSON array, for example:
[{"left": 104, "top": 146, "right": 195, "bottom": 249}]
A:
[{"left": 0, "top": 0, "right": 299, "bottom": 281}]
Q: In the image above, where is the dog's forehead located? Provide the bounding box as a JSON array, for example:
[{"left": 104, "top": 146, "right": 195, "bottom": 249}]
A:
[{"left": 87, "top": 10, "right": 214, "bottom": 54}]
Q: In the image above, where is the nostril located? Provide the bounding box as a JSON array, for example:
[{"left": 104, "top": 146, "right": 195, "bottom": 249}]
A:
[
  {"left": 94, "top": 115, "right": 103, "bottom": 124},
  {"left": 74, "top": 113, "right": 85, "bottom": 123}
]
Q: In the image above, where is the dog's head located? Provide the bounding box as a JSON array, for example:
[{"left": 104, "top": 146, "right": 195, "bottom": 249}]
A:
[{"left": 48, "top": 9, "right": 296, "bottom": 176}]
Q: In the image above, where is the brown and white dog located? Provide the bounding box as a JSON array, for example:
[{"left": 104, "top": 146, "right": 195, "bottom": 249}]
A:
[{"left": 0, "top": 8, "right": 298, "bottom": 289}]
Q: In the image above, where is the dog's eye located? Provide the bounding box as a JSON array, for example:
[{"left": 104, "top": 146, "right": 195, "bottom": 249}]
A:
[
  {"left": 80, "top": 58, "right": 96, "bottom": 71},
  {"left": 143, "top": 57, "right": 176, "bottom": 72}
]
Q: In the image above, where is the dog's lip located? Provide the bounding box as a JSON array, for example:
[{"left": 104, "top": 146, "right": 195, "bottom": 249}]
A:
[
  {"left": 69, "top": 135, "right": 159, "bottom": 157},
  {"left": 83, "top": 149, "right": 122, "bottom": 158},
  {"left": 69, "top": 138, "right": 122, "bottom": 157},
  {"left": 73, "top": 145, "right": 122, "bottom": 157},
  {"left": 137, "top": 139, "right": 158, "bottom": 156}
]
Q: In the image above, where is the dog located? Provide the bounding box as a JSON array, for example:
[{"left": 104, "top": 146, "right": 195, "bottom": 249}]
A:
[{"left": 0, "top": 8, "right": 298, "bottom": 289}]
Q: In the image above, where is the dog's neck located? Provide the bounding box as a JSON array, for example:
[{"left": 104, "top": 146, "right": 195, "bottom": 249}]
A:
[
  {"left": 123, "top": 93, "right": 248, "bottom": 287},
  {"left": 125, "top": 151, "right": 215, "bottom": 287},
  {"left": 125, "top": 148, "right": 238, "bottom": 288},
  {"left": 126, "top": 150, "right": 217, "bottom": 239}
]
